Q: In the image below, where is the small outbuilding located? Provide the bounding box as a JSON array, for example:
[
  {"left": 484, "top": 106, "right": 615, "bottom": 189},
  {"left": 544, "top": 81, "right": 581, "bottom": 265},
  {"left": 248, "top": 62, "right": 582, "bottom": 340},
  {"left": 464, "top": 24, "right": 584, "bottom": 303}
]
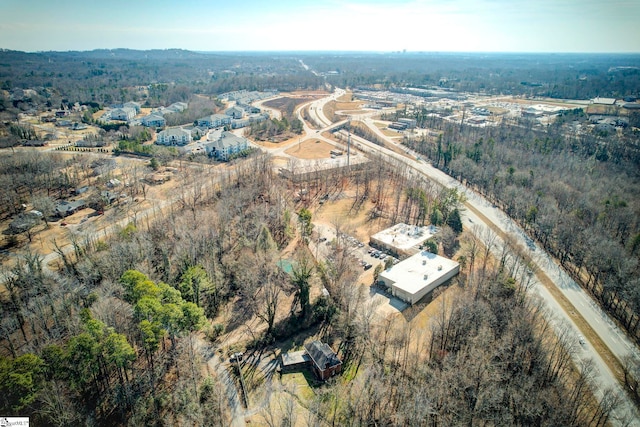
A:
[{"left": 280, "top": 350, "right": 310, "bottom": 373}]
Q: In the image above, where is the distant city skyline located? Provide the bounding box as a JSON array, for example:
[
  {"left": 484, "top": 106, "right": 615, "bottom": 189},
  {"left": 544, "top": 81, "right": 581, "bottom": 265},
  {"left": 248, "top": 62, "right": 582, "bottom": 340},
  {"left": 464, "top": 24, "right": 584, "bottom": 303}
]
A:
[{"left": 1, "top": 0, "right": 639, "bottom": 53}]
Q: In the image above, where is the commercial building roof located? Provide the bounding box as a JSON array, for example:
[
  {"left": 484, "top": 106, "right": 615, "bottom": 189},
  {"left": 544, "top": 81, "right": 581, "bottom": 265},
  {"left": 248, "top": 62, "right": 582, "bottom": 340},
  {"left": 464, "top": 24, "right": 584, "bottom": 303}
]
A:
[
  {"left": 371, "top": 223, "right": 437, "bottom": 255},
  {"left": 592, "top": 97, "right": 616, "bottom": 105},
  {"left": 379, "top": 250, "right": 459, "bottom": 300}
]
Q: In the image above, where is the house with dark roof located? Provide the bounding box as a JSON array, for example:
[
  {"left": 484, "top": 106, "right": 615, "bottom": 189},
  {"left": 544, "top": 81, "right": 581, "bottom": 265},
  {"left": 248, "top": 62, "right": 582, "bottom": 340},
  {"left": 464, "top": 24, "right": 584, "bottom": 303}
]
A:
[
  {"left": 55, "top": 199, "right": 87, "bottom": 217},
  {"left": 280, "top": 341, "right": 342, "bottom": 381},
  {"left": 304, "top": 341, "right": 342, "bottom": 381}
]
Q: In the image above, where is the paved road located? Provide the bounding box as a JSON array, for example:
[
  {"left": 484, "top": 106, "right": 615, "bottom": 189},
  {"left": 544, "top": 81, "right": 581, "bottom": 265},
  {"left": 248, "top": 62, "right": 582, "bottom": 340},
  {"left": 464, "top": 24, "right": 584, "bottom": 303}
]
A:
[
  {"left": 310, "top": 89, "right": 639, "bottom": 424},
  {"left": 202, "top": 347, "right": 246, "bottom": 427}
]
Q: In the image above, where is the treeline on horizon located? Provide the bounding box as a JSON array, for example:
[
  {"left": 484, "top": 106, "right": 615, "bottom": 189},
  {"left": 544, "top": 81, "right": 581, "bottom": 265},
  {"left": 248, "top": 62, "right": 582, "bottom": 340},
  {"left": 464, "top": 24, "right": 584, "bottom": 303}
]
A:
[{"left": 1, "top": 49, "right": 640, "bottom": 109}]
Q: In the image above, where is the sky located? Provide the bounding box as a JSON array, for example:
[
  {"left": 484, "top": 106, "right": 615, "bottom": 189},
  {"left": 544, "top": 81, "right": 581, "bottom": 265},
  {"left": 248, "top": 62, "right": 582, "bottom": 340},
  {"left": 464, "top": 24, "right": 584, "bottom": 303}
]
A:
[{"left": 1, "top": 0, "right": 639, "bottom": 53}]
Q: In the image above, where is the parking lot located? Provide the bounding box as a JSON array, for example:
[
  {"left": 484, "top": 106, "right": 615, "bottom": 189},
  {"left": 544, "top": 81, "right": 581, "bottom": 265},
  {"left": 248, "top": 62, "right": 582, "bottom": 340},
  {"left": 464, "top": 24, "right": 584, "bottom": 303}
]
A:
[{"left": 312, "top": 224, "right": 400, "bottom": 275}]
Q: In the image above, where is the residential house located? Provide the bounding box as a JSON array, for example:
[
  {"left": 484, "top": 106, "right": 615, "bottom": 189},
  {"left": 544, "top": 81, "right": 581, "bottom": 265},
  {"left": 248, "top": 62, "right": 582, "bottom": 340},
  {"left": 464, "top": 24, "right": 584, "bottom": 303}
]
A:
[
  {"left": 304, "top": 341, "right": 342, "bottom": 381},
  {"left": 100, "top": 191, "right": 120, "bottom": 205},
  {"left": 237, "top": 103, "right": 262, "bottom": 114},
  {"left": 123, "top": 101, "right": 141, "bottom": 114},
  {"left": 107, "top": 178, "right": 122, "bottom": 188},
  {"left": 110, "top": 107, "right": 136, "bottom": 121},
  {"left": 166, "top": 102, "right": 188, "bottom": 113},
  {"left": 21, "top": 140, "right": 48, "bottom": 147},
  {"left": 188, "top": 126, "right": 206, "bottom": 141},
  {"left": 141, "top": 113, "right": 166, "bottom": 128},
  {"left": 231, "top": 112, "right": 269, "bottom": 129},
  {"left": 156, "top": 128, "right": 192, "bottom": 146},
  {"left": 206, "top": 128, "right": 223, "bottom": 142},
  {"left": 197, "top": 114, "right": 232, "bottom": 128},
  {"left": 225, "top": 106, "right": 245, "bottom": 119},
  {"left": 204, "top": 131, "right": 249, "bottom": 161},
  {"left": 74, "top": 186, "right": 90, "bottom": 195},
  {"left": 55, "top": 199, "right": 87, "bottom": 218},
  {"left": 220, "top": 90, "right": 249, "bottom": 101}
]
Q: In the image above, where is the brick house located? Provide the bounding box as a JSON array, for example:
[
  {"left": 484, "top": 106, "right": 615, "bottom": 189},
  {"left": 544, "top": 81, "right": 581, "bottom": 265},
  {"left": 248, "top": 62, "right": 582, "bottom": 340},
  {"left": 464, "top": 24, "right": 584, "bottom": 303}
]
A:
[{"left": 304, "top": 341, "right": 342, "bottom": 381}]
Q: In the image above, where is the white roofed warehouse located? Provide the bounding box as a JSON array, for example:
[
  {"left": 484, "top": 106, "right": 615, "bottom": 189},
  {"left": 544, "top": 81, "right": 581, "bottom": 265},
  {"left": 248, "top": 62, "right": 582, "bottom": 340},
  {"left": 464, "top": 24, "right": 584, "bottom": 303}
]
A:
[
  {"left": 378, "top": 250, "right": 459, "bottom": 305},
  {"left": 370, "top": 223, "right": 438, "bottom": 258}
]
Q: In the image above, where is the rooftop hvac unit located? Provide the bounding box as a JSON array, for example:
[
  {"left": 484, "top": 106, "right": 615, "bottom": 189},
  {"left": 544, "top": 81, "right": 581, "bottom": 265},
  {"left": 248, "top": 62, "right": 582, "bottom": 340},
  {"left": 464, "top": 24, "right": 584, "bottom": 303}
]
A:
[
  {"left": 423, "top": 274, "right": 428, "bottom": 280},
  {"left": 422, "top": 260, "right": 427, "bottom": 265},
  {"left": 438, "top": 265, "right": 442, "bottom": 271}
]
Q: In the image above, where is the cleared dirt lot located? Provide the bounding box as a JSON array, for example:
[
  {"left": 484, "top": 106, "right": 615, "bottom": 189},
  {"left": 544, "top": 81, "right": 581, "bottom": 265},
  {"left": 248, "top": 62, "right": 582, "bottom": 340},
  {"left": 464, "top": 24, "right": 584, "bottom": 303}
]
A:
[{"left": 283, "top": 139, "right": 334, "bottom": 159}]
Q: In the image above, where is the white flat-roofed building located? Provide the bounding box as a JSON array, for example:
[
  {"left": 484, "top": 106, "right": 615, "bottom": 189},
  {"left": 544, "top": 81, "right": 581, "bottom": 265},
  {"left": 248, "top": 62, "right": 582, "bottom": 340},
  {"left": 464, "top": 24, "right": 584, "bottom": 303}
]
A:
[
  {"left": 592, "top": 97, "right": 617, "bottom": 105},
  {"left": 370, "top": 223, "right": 437, "bottom": 258},
  {"left": 378, "top": 250, "right": 459, "bottom": 305}
]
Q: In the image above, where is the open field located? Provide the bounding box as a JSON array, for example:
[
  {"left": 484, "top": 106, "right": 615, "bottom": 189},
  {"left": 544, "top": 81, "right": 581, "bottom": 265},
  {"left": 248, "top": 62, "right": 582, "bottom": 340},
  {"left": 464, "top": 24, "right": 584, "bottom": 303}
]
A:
[
  {"left": 322, "top": 95, "right": 365, "bottom": 122},
  {"left": 371, "top": 120, "right": 406, "bottom": 138},
  {"left": 263, "top": 93, "right": 324, "bottom": 113},
  {"left": 284, "top": 139, "right": 334, "bottom": 159}
]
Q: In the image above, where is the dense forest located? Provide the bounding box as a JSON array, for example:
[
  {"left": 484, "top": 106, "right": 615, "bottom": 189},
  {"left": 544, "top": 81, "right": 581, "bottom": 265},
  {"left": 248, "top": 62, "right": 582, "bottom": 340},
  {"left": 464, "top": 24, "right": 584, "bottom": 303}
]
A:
[
  {"left": 401, "top": 110, "right": 640, "bottom": 344},
  {"left": 3, "top": 50, "right": 639, "bottom": 115},
  {"left": 301, "top": 52, "right": 640, "bottom": 99},
  {"left": 0, "top": 152, "right": 622, "bottom": 425},
  {"left": 0, "top": 49, "right": 324, "bottom": 111}
]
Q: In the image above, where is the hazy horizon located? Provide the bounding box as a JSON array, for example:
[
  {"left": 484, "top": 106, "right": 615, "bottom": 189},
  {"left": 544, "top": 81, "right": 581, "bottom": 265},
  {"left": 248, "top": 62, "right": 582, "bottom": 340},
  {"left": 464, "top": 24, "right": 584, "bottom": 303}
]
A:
[
  {"left": 5, "top": 48, "right": 640, "bottom": 56},
  {"left": 2, "top": 0, "right": 639, "bottom": 54}
]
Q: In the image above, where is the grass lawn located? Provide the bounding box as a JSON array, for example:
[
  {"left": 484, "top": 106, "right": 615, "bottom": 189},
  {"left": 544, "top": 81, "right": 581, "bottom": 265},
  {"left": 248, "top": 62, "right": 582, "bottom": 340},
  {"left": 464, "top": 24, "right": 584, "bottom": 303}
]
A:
[{"left": 280, "top": 369, "right": 316, "bottom": 400}]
